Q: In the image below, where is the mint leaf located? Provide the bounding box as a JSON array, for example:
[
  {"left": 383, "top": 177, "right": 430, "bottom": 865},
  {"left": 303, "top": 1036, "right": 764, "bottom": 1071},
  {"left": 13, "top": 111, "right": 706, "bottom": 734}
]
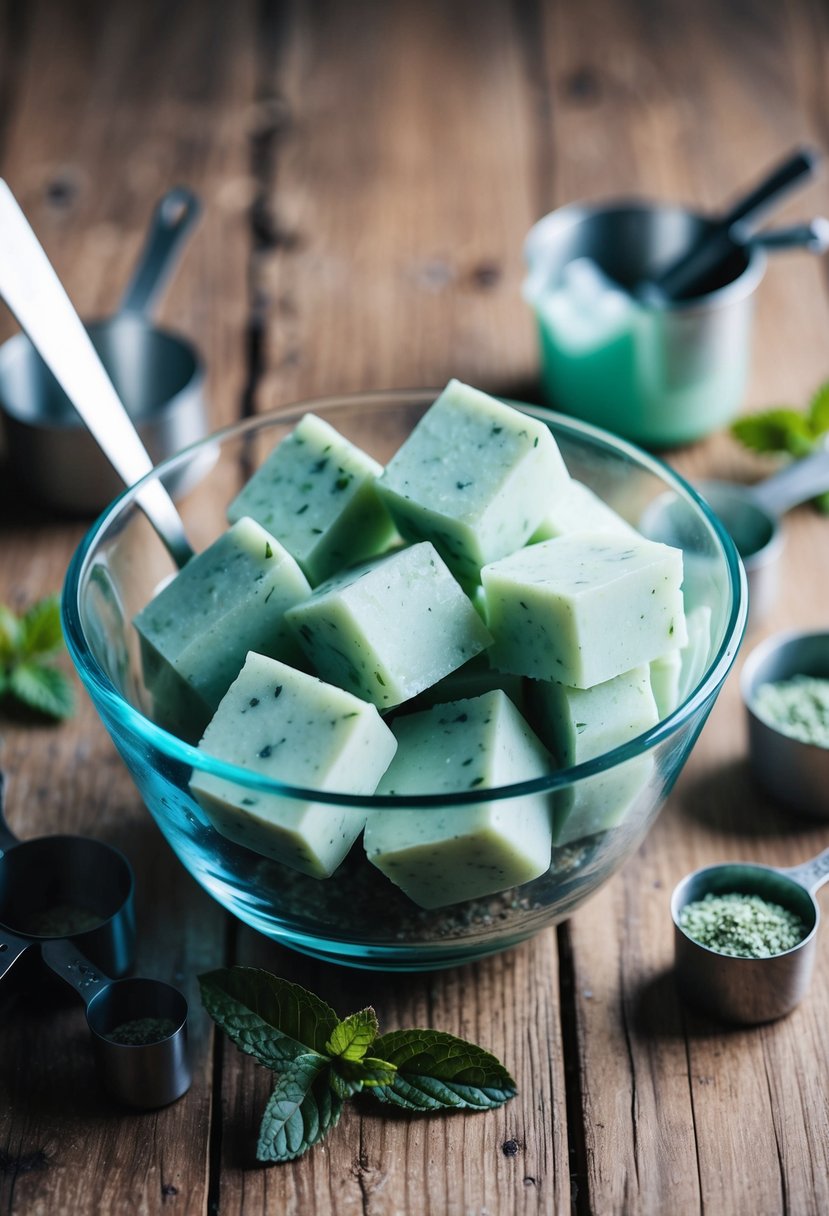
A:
[
  {"left": 9, "top": 663, "right": 74, "bottom": 720},
  {"left": 731, "top": 409, "right": 814, "bottom": 458},
  {"left": 256, "top": 1053, "right": 342, "bottom": 1163},
  {"left": 325, "top": 1007, "right": 378, "bottom": 1061},
  {"left": 329, "top": 1054, "right": 397, "bottom": 1098},
  {"left": 808, "top": 382, "right": 829, "bottom": 436},
  {"left": 0, "top": 605, "right": 21, "bottom": 662},
  {"left": 370, "top": 1029, "right": 517, "bottom": 1111},
  {"left": 199, "top": 967, "right": 339, "bottom": 1069},
  {"left": 20, "top": 595, "right": 64, "bottom": 657}
]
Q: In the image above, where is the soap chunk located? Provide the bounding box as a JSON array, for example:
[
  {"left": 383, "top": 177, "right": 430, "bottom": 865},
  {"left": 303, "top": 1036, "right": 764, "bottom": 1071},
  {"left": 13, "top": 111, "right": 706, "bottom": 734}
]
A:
[
  {"left": 364, "top": 691, "right": 553, "bottom": 908},
  {"left": 135, "top": 517, "right": 311, "bottom": 738},
  {"left": 530, "top": 479, "right": 639, "bottom": 544},
  {"left": 190, "top": 653, "right": 397, "bottom": 878},
  {"left": 377, "top": 379, "right": 570, "bottom": 581},
  {"left": 483, "top": 533, "right": 687, "bottom": 689},
  {"left": 285, "top": 542, "right": 492, "bottom": 709},
  {"left": 526, "top": 667, "right": 657, "bottom": 845},
  {"left": 676, "top": 604, "right": 713, "bottom": 705},
  {"left": 227, "top": 413, "right": 397, "bottom": 585},
  {"left": 650, "top": 649, "right": 683, "bottom": 718}
]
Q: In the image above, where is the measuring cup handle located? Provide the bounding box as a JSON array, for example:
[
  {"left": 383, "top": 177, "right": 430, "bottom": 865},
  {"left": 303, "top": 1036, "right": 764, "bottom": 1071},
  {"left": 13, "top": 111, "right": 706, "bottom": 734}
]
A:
[
  {"left": 0, "top": 771, "right": 19, "bottom": 856},
  {"left": 41, "top": 938, "right": 111, "bottom": 1009},
  {"left": 725, "top": 146, "right": 820, "bottom": 236},
  {"left": 749, "top": 442, "right": 829, "bottom": 518},
  {"left": 0, "top": 928, "right": 32, "bottom": 981},
  {"left": 118, "top": 187, "right": 201, "bottom": 318},
  {"left": 780, "top": 848, "right": 829, "bottom": 896}
]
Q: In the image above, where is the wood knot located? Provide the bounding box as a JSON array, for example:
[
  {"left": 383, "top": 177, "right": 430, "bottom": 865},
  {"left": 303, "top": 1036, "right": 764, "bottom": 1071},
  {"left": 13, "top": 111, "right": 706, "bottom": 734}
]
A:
[{"left": 502, "top": 1138, "right": 520, "bottom": 1157}]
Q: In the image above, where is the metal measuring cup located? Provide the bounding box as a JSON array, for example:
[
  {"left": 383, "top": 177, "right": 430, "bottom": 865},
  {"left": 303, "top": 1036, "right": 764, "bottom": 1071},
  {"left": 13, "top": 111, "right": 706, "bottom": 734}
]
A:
[
  {"left": 672, "top": 848, "right": 829, "bottom": 1024},
  {"left": 0, "top": 773, "right": 135, "bottom": 980},
  {"left": 40, "top": 937, "right": 190, "bottom": 1109},
  {"left": 0, "top": 186, "right": 206, "bottom": 514}
]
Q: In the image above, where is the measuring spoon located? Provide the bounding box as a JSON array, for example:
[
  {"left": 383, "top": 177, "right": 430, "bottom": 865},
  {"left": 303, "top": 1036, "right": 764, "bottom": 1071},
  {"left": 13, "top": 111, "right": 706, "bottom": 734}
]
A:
[
  {"left": 697, "top": 442, "right": 829, "bottom": 626},
  {"left": 0, "top": 180, "right": 193, "bottom": 567},
  {"left": 0, "top": 772, "right": 135, "bottom": 981},
  {"left": 41, "top": 937, "right": 190, "bottom": 1108},
  {"left": 672, "top": 847, "right": 829, "bottom": 1024}
]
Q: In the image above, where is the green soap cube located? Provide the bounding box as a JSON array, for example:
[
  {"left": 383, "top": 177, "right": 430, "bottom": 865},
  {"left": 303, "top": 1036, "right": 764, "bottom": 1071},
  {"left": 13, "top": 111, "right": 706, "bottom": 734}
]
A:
[
  {"left": 134, "top": 517, "right": 311, "bottom": 738},
  {"left": 227, "top": 412, "right": 397, "bottom": 585},
  {"left": 483, "top": 533, "right": 687, "bottom": 689},
  {"left": 676, "top": 605, "right": 713, "bottom": 704},
  {"left": 530, "top": 479, "right": 639, "bottom": 544},
  {"left": 365, "top": 691, "right": 553, "bottom": 908},
  {"left": 191, "top": 653, "right": 397, "bottom": 878},
  {"left": 526, "top": 667, "right": 657, "bottom": 845},
  {"left": 285, "top": 542, "right": 492, "bottom": 709},
  {"left": 377, "top": 379, "right": 570, "bottom": 581},
  {"left": 650, "top": 649, "right": 683, "bottom": 718}
]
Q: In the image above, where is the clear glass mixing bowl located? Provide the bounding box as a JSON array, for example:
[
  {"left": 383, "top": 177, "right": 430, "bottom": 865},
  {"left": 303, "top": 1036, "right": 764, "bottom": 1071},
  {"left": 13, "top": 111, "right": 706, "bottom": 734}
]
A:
[{"left": 62, "top": 390, "right": 747, "bottom": 969}]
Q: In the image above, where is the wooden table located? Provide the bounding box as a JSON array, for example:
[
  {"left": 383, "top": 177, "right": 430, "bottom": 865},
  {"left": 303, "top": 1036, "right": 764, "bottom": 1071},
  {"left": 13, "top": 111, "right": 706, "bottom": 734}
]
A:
[{"left": 2, "top": 1, "right": 829, "bottom": 1211}]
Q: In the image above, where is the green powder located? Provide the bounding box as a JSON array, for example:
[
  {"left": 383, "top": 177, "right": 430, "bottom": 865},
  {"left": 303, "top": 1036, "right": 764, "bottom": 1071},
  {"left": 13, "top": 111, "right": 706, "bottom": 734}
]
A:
[
  {"left": 753, "top": 675, "right": 829, "bottom": 748},
  {"left": 679, "top": 892, "right": 805, "bottom": 958},
  {"left": 107, "top": 1017, "right": 177, "bottom": 1046}
]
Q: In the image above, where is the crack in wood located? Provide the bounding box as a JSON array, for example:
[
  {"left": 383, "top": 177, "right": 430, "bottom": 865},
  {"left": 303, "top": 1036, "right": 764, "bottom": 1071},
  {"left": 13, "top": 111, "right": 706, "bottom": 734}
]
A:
[
  {"left": 509, "top": 0, "right": 556, "bottom": 216},
  {"left": 556, "top": 921, "right": 589, "bottom": 1216}
]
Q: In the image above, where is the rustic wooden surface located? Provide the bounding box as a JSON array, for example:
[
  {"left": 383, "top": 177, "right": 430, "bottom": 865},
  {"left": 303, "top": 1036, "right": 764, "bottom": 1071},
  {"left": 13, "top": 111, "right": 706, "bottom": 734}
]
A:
[{"left": 1, "top": 1, "right": 828, "bottom": 1212}]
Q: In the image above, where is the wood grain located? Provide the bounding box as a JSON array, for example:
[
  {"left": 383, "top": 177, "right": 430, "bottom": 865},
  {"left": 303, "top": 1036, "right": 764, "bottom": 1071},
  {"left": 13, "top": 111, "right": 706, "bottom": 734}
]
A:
[{"left": 2, "top": 1, "right": 829, "bottom": 1213}]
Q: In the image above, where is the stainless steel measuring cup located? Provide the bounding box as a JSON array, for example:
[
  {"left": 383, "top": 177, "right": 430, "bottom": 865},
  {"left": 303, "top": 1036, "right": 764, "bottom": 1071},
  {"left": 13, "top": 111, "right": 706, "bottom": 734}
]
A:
[
  {"left": 40, "top": 937, "right": 190, "bottom": 1108},
  {"left": 0, "top": 772, "right": 135, "bottom": 980},
  {"left": 672, "top": 848, "right": 829, "bottom": 1024},
  {"left": 0, "top": 186, "right": 207, "bottom": 514}
]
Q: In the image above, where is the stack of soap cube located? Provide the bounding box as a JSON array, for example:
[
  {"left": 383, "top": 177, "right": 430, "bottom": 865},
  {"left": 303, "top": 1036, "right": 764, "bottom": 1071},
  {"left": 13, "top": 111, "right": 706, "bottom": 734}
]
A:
[{"left": 132, "top": 377, "right": 693, "bottom": 909}]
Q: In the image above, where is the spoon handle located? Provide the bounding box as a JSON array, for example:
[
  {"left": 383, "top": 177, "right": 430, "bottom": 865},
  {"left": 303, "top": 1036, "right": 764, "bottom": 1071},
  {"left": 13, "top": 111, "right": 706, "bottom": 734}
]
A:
[
  {"left": 40, "top": 938, "right": 111, "bottom": 1010},
  {"left": 724, "top": 147, "right": 821, "bottom": 234},
  {"left": 779, "top": 848, "right": 829, "bottom": 896},
  {"left": 0, "top": 929, "right": 32, "bottom": 981},
  {"left": 0, "top": 180, "right": 193, "bottom": 569},
  {"left": 0, "top": 771, "right": 19, "bottom": 858},
  {"left": 750, "top": 218, "right": 829, "bottom": 254},
  {"left": 118, "top": 187, "right": 201, "bottom": 318},
  {"left": 748, "top": 442, "right": 829, "bottom": 518}
]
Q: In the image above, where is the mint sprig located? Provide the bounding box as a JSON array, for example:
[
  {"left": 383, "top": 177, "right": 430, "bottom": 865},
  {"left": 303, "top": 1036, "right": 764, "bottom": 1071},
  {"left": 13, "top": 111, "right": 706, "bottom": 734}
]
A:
[
  {"left": 199, "top": 966, "right": 517, "bottom": 1164},
  {"left": 0, "top": 595, "right": 74, "bottom": 720},
  {"left": 731, "top": 381, "right": 829, "bottom": 512}
]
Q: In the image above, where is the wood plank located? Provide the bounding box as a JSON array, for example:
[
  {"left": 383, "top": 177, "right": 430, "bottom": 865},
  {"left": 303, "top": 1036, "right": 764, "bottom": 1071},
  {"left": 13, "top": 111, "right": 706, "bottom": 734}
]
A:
[
  {"left": 544, "top": 0, "right": 829, "bottom": 1210},
  {"left": 214, "top": 2, "right": 570, "bottom": 1212},
  {"left": 0, "top": 1, "right": 256, "bottom": 1211}
]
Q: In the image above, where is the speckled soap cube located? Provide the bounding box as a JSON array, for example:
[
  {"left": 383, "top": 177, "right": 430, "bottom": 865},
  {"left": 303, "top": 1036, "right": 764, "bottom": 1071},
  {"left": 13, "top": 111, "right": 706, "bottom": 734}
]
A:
[
  {"left": 190, "top": 652, "right": 397, "bottom": 878},
  {"left": 227, "top": 412, "right": 397, "bottom": 585},
  {"left": 530, "top": 479, "right": 639, "bottom": 544},
  {"left": 134, "top": 517, "right": 311, "bottom": 738},
  {"left": 526, "top": 666, "right": 658, "bottom": 845},
  {"left": 482, "top": 533, "right": 687, "bottom": 689},
  {"left": 376, "top": 379, "right": 570, "bottom": 581},
  {"left": 364, "top": 690, "right": 553, "bottom": 908},
  {"left": 285, "top": 541, "right": 492, "bottom": 709}
]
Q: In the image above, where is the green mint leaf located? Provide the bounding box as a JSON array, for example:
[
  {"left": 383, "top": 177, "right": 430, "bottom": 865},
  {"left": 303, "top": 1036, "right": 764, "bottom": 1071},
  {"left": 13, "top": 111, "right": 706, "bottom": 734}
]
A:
[
  {"left": 256, "top": 1053, "right": 342, "bottom": 1163},
  {"left": 731, "top": 409, "right": 814, "bottom": 458},
  {"left": 9, "top": 663, "right": 75, "bottom": 720},
  {"left": 0, "top": 604, "right": 21, "bottom": 663},
  {"left": 808, "top": 382, "right": 829, "bottom": 436},
  {"left": 20, "top": 595, "right": 64, "bottom": 658},
  {"left": 369, "top": 1029, "right": 517, "bottom": 1112},
  {"left": 199, "top": 967, "right": 339, "bottom": 1070},
  {"left": 329, "top": 1053, "right": 397, "bottom": 1098},
  {"left": 815, "top": 489, "right": 829, "bottom": 514},
  {"left": 325, "top": 1007, "right": 379, "bottom": 1061}
]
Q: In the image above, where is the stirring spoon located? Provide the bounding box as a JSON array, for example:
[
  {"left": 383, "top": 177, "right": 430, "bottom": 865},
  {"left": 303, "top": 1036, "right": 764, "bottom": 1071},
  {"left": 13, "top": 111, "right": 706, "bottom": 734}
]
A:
[{"left": 0, "top": 180, "right": 193, "bottom": 568}]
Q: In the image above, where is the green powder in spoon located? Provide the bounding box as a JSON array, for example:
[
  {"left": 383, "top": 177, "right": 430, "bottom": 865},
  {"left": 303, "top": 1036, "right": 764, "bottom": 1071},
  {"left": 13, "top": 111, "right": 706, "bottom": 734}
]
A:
[
  {"left": 679, "top": 892, "right": 805, "bottom": 958},
  {"left": 753, "top": 675, "right": 829, "bottom": 748}
]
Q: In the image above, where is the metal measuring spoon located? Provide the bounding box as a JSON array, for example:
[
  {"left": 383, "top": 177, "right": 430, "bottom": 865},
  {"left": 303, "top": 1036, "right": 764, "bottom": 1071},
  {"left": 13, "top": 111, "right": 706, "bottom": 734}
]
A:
[
  {"left": 0, "top": 773, "right": 135, "bottom": 981},
  {"left": 40, "top": 937, "right": 190, "bottom": 1108},
  {"left": 672, "top": 847, "right": 829, "bottom": 1024},
  {"left": 0, "top": 188, "right": 206, "bottom": 516},
  {"left": 0, "top": 180, "right": 193, "bottom": 567},
  {"left": 698, "top": 442, "right": 829, "bottom": 626}
]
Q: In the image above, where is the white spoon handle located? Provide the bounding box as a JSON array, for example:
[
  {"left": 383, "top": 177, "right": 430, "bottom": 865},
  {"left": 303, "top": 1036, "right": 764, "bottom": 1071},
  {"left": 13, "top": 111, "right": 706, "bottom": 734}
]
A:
[{"left": 0, "top": 180, "right": 193, "bottom": 568}]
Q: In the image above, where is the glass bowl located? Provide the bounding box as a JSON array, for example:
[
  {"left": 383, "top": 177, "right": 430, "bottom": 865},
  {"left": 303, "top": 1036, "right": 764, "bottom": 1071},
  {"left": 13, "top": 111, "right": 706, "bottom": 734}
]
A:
[{"left": 62, "top": 390, "right": 747, "bottom": 970}]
